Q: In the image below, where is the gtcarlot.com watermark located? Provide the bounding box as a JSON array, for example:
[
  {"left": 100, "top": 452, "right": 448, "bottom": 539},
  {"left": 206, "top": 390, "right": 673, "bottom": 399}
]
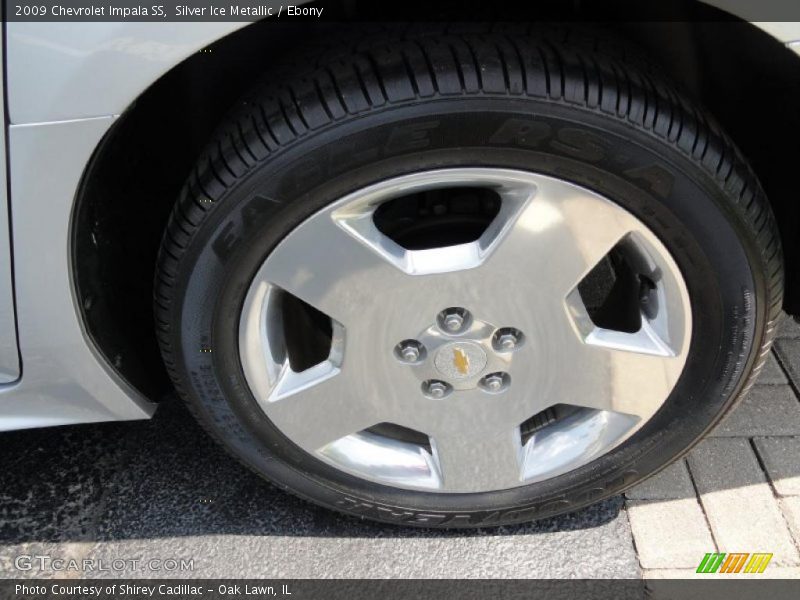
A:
[{"left": 14, "top": 554, "right": 195, "bottom": 573}]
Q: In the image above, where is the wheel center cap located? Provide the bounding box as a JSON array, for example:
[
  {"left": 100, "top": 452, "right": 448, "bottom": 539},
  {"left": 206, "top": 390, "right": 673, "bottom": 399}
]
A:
[{"left": 434, "top": 341, "right": 487, "bottom": 380}]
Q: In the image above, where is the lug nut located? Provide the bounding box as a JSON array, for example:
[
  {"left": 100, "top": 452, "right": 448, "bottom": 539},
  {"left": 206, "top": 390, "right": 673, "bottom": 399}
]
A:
[
  {"left": 484, "top": 375, "right": 504, "bottom": 391},
  {"left": 403, "top": 346, "right": 419, "bottom": 362},
  {"left": 498, "top": 333, "right": 518, "bottom": 350},
  {"left": 438, "top": 307, "right": 471, "bottom": 334},
  {"left": 401, "top": 345, "right": 420, "bottom": 362},
  {"left": 444, "top": 313, "right": 464, "bottom": 332},
  {"left": 423, "top": 380, "right": 452, "bottom": 399},
  {"left": 480, "top": 372, "right": 509, "bottom": 394},
  {"left": 395, "top": 340, "right": 426, "bottom": 364},
  {"left": 428, "top": 382, "right": 448, "bottom": 398},
  {"left": 492, "top": 327, "right": 525, "bottom": 352}
]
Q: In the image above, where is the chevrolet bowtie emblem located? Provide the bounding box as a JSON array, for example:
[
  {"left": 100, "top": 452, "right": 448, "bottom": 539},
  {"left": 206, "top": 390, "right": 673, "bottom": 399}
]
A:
[{"left": 453, "top": 347, "right": 470, "bottom": 376}]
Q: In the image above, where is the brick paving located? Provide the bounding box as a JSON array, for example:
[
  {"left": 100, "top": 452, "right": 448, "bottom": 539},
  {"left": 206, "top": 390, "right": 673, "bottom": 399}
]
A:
[{"left": 626, "top": 316, "right": 800, "bottom": 579}]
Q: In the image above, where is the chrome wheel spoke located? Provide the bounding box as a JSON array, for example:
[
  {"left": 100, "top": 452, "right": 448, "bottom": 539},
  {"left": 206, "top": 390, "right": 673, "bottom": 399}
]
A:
[
  {"left": 260, "top": 366, "right": 381, "bottom": 451},
  {"left": 432, "top": 427, "right": 523, "bottom": 492},
  {"left": 567, "top": 340, "right": 686, "bottom": 421},
  {"left": 482, "top": 177, "right": 641, "bottom": 297},
  {"left": 255, "top": 208, "right": 409, "bottom": 327}
]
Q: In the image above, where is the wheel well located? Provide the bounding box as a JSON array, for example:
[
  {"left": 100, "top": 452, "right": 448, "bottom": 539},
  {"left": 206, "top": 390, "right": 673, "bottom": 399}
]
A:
[{"left": 72, "top": 4, "right": 800, "bottom": 400}]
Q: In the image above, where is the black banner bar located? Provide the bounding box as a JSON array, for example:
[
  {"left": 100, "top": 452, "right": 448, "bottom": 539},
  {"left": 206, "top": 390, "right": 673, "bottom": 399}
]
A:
[
  {"left": 5, "top": 0, "right": 800, "bottom": 23},
  {"left": 2, "top": 580, "right": 800, "bottom": 600}
]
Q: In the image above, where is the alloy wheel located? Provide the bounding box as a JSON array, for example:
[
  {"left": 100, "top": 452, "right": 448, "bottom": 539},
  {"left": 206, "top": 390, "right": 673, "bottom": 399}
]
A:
[{"left": 238, "top": 169, "right": 692, "bottom": 493}]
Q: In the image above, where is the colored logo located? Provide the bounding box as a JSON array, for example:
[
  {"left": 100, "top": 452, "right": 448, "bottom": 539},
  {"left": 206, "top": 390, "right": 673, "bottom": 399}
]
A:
[
  {"left": 452, "top": 347, "right": 470, "bottom": 376},
  {"left": 434, "top": 341, "right": 487, "bottom": 379},
  {"left": 696, "top": 552, "right": 772, "bottom": 574}
]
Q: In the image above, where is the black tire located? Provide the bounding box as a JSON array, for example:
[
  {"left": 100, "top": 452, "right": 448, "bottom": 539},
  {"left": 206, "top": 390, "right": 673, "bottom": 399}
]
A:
[{"left": 154, "top": 26, "right": 783, "bottom": 527}]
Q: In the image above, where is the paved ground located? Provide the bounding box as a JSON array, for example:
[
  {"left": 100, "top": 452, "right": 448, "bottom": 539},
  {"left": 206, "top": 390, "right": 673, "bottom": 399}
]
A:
[
  {"left": 625, "top": 317, "right": 800, "bottom": 579},
  {"left": 1, "top": 319, "right": 800, "bottom": 579}
]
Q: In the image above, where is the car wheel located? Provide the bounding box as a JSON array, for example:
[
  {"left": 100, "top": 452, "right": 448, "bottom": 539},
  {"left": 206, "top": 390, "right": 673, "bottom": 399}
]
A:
[{"left": 155, "top": 27, "right": 783, "bottom": 527}]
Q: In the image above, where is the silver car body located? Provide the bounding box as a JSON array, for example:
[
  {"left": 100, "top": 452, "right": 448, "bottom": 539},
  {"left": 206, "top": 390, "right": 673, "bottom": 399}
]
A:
[{"left": 1, "top": 10, "right": 799, "bottom": 432}]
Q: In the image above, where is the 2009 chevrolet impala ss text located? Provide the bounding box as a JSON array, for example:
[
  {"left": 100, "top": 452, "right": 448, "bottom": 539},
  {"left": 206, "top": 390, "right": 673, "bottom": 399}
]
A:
[
  {"left": 1, "top": 3, "right": 798, "bottom": 530},
  {"left": 44, "top": 5, "right": 169, "bottom": 18}
]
